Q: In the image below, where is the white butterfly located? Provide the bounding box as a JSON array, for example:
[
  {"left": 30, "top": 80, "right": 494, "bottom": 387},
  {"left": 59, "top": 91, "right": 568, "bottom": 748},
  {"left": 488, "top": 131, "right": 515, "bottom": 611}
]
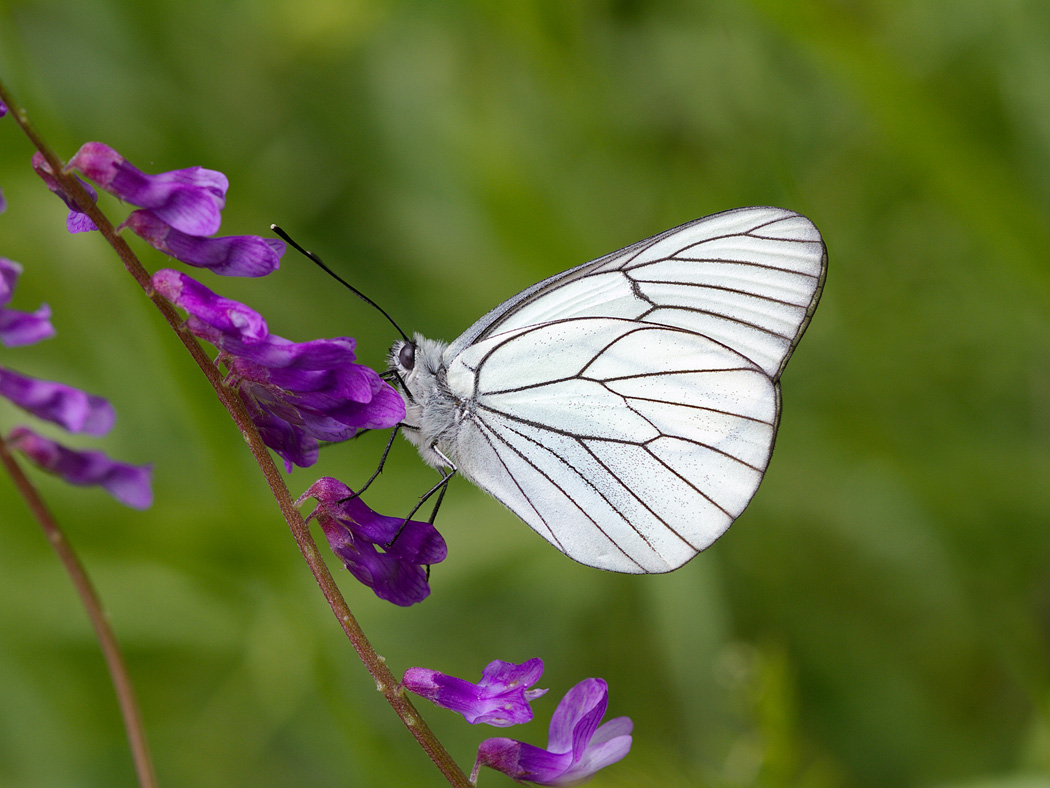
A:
[{"left": 389, "top": 206, "right": 826, "bottom": 573}]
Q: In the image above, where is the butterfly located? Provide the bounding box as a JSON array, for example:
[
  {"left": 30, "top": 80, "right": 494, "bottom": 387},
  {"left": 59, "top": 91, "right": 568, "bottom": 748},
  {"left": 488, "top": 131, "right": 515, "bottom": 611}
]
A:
[{"left": 388, "top": 206, "right": 826, "bottom": 573}]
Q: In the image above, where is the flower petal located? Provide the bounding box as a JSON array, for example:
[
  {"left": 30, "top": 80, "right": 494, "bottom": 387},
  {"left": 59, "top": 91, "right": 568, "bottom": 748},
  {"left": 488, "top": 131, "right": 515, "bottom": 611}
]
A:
[
  {"left": 0, "top": 304, "right": 54, "bottom": 347},
  {"left": 299, "top": 477, "right": 446, "bottom": 606},
  {"left": 124, "top": 210, "right": 283, "bottom": 277},
  {"left": 403, "top": 658, "right": 546, "bottom": 727},
  {"left": 550, "top": 718, "right": 633, "bottom": 787},
  {"left": 240, "top": 394, "right": 319, "bottom": 472},
  {"left": 0, "top": 368, "right": 115, "bottom": 435},
  {"left": 0, "top": 260, "right": 56, "bottom": 347},
  {"left": 474, "top": 739, "right": 573, "bottom": 785},
  {"left": 299, "top": 477, "right": 446, "bottom": 563},
  {"left": 69, "top": 142, "right": 227, "bottom": 236},
  {"left": 31, "top": 152, "right": 99, "bottom": 233},
  {"left": 318, "top": 514, "right": 432, "bottom": 606},
  {"left": 8, "top": 426, "right": 153, "bottom": 509},
  {"left": 152, "top": 269, "right": 268, "bottom": 342},
  {"left": 473, "top": 679, "right": 632, "bottom": 786},
  {"left": 547, "top": 679, "right": 609, "bottom": 760}
]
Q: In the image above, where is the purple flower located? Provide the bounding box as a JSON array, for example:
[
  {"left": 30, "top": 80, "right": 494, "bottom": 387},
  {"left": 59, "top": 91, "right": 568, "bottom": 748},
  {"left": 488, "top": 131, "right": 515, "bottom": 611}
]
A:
[
  {"left": 151, "top": 268, "right": 268, "bottom": 340},
  {"left": 1, "top": 257, "right": 150, "bottom": 508},
  {"left": 0, "top": 368, "right": 115, "bottom": 435},
  {"left": 31, "top": 152, "right": 99, "bottom": 233},
  {"left": 1, "top": 258, "right": 55, "bottom": 347},
  {"left": 123, "top": 210, "right": 284, "bottom": 277},
  {"left": 153, "top": 269, "right": 404, "bottom": 470},
  {"left": 0, "top": 100, "right": 7, "bottom": 117},
  {"left": 7, "top": 426, "right": 153, "bottom": 509},
  {"left": 298, "top": 477, "right": 447, "bottom": 606},
  {"left": 68, "top": 142, "right": 227, "bottom": 236},
  {"left": 0, "top": 186, "right": 6, "bottom": 214},
  {"left": 403, "top": 659, "right": 548, "bottom": 727},
  {"left": 473, "top": 679, "right": 633, "bottom": 787}
]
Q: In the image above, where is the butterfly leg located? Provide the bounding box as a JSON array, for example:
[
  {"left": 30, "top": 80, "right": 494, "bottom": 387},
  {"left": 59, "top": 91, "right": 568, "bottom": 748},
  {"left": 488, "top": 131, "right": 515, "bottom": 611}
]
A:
[
  {"left": 335, "top": 424, "right": 403, "bottom": 505},
  {"left": 388, "top": 444, "right": 457, "bottom": 545},
  {"left": 345, "top": 424, "right": 403, "bottom": 501}
]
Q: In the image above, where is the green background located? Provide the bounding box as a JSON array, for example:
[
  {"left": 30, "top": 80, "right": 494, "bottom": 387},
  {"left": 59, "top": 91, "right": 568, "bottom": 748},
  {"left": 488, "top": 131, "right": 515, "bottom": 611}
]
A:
[{"left": 2, "top": 1, "right": 1049, "bottom": 786}]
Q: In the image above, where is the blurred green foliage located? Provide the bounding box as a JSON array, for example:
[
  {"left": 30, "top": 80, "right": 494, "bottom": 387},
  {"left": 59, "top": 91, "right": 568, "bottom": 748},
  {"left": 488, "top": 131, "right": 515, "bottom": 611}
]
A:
[{"left": 2, "top": 1, "right": 1049, "bottom": 786}]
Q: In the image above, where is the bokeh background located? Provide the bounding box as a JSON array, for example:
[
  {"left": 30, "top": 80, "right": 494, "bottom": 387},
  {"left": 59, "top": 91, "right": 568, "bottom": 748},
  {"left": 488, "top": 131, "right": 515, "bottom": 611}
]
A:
[{"left": 2, "top": 2, "right": 1049, "bottom": 786}]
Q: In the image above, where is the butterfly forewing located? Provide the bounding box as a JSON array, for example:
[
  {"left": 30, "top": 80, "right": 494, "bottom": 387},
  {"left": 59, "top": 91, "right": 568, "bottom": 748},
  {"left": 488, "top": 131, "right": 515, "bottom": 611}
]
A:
[{"left": 428, "top": 206, "right": 825, "bottom": 573}]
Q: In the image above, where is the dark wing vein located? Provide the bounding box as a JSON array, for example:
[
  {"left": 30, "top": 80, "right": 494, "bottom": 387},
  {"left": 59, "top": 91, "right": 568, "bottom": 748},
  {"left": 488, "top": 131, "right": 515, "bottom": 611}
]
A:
[
  {"left": 475, "top": 412, "right": 645, "bottom": 570},
  {"left": 628, "top": 278, "right": 810, "bottom": 309}
]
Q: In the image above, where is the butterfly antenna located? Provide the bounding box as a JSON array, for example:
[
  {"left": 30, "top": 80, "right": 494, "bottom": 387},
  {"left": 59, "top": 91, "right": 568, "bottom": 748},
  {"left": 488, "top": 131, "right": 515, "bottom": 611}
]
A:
[{"left": 271, "top": 224, "right": 410, "bottom": 343}]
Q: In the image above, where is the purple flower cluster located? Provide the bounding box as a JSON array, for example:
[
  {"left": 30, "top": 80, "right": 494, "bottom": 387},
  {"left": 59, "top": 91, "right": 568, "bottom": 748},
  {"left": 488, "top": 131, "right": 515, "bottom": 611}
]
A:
[
  {"left": 28, "top": 135, "right": 417, "bottom": 599},
  {"left": 402, "top": 660, "right": 632, "bottom": 785},
  {"left": 1, "top": 258, "right": 152, "bottom": 508},
  {"left": 298, "top": 477, "right": 445, "bottom": 606},
  {"left": 474, "top": 679, "right": 633, "bottom": 786},
  {"left": 36, "top": 142, "right": 284, "bottom": 276},
  {"left": 153, "top": 270, "right": 404, "bottom": 471}
]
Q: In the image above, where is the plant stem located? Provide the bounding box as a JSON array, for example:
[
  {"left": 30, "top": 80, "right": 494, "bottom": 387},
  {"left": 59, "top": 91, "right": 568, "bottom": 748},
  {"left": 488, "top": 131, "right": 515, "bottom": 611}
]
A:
[
  {"left": 0, "top": 77, "right": 470, "bottom": 787},
  {"left": 0, "top": 436, "right": 159, "bottom": 788}
]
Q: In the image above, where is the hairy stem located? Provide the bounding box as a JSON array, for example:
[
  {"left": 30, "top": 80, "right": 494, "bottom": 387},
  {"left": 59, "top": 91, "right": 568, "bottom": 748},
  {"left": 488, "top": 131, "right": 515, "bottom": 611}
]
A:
[{"left": 0, "top": 78, "right": 469, "bottom": 787}]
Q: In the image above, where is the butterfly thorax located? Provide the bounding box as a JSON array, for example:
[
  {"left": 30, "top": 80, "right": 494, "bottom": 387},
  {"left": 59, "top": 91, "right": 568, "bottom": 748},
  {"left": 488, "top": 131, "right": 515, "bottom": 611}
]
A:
[{"left": 389, "top": 334, "right": 463, "bottom": 471}]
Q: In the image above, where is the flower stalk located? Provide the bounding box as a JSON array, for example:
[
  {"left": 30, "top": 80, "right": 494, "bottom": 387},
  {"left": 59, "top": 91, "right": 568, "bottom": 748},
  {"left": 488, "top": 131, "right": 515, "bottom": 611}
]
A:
[{"left": 0, "top": 434, "right": 158, "bottom": 788}]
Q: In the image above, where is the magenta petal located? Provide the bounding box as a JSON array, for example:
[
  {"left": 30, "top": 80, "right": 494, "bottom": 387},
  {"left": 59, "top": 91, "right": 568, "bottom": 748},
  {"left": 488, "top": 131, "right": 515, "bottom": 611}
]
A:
[
  {"left": 123, "top": 210, "right": 284, "bottom": 277},
  {"left": 0, "top": 368, "right": 115, "bottom": 435},
  {"left": 1, "top": 257, "right": 23, "bottom": 306},
  {"left": 241, "top": 395, "right": 318, "bottom": 471},
  {"left": 282, "top": 384, "right": 405, "bottom": 431},
  {"left": 31, "top": 152, "right": 99, "bottom": 233},
  {"left": 67, "top": 212, "right": 98, "bottom": 233},
  {"left": 222, "top": 334, "right": 358, "bottom": 370},
  {"left": 152, "top": 269, "right": 268, "bottom": 342},
  {"left": 481, "top": 658, "right": 546, "bottom": 695},
  {"left": 8, "top": 426, "right": 153, "bottom": 509},
  {"left": 301, "top": 477, "right": 446, "bottom": 563},
  {"left": 69, "top": 142, "right": 227, "bottom": 236},
  {"left": 475, "top": 739, "right": 572, "bottom": 784},
  {"left": 0, "top": 304, "right": 55, "bottom": 347},
  {"left": 0, "top": 260, "right": 55, "bottom": 346},
  {"left": 319, "top": 515, "right": 432, "bottom": 606},
  {"left": 403, "top": 659, "right": 546, "bottom": 726},
  {"left": 553, "top": 718, "right": 633, "bottom": 786},
  {"left": 548, "top": 679, "right": 609, "bottom": 760}
]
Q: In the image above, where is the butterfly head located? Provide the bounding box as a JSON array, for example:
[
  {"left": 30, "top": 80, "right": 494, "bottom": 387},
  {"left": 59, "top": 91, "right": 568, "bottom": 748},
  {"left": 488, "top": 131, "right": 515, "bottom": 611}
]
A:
[
  {"left": 389, "top": 334, "right": 457, "bottom": 468},
  {"left": 389, "top": 334, "right": 451, "bottom": 404}
]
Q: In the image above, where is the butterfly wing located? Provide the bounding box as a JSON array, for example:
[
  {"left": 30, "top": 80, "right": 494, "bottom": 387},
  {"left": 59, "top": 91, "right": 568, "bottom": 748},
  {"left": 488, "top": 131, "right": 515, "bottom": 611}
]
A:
[{"left": 443, "top": 207, "right": 826, "bottom": 572}]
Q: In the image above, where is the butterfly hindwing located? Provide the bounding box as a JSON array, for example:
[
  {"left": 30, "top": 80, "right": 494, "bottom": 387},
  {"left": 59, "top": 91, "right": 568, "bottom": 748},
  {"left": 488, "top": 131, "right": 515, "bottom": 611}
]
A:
[{"left": 446, "top": 318, "right": 779, "bottom": 572}]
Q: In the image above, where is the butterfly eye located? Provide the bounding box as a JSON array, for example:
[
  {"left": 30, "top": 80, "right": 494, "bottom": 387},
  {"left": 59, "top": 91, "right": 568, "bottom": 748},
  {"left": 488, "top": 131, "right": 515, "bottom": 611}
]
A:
[{"left": 398, "top": 342, "right": 416, "bottom": 371}]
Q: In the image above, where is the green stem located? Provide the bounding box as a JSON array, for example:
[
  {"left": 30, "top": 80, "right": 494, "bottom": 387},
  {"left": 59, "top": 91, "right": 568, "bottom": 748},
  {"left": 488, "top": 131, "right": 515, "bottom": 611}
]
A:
[
  {"left": 0, "top": 77, "right": 469, "bottom": 788},
  {"left": 0, "top": 436, "right": 159, "bottom": 788}
]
